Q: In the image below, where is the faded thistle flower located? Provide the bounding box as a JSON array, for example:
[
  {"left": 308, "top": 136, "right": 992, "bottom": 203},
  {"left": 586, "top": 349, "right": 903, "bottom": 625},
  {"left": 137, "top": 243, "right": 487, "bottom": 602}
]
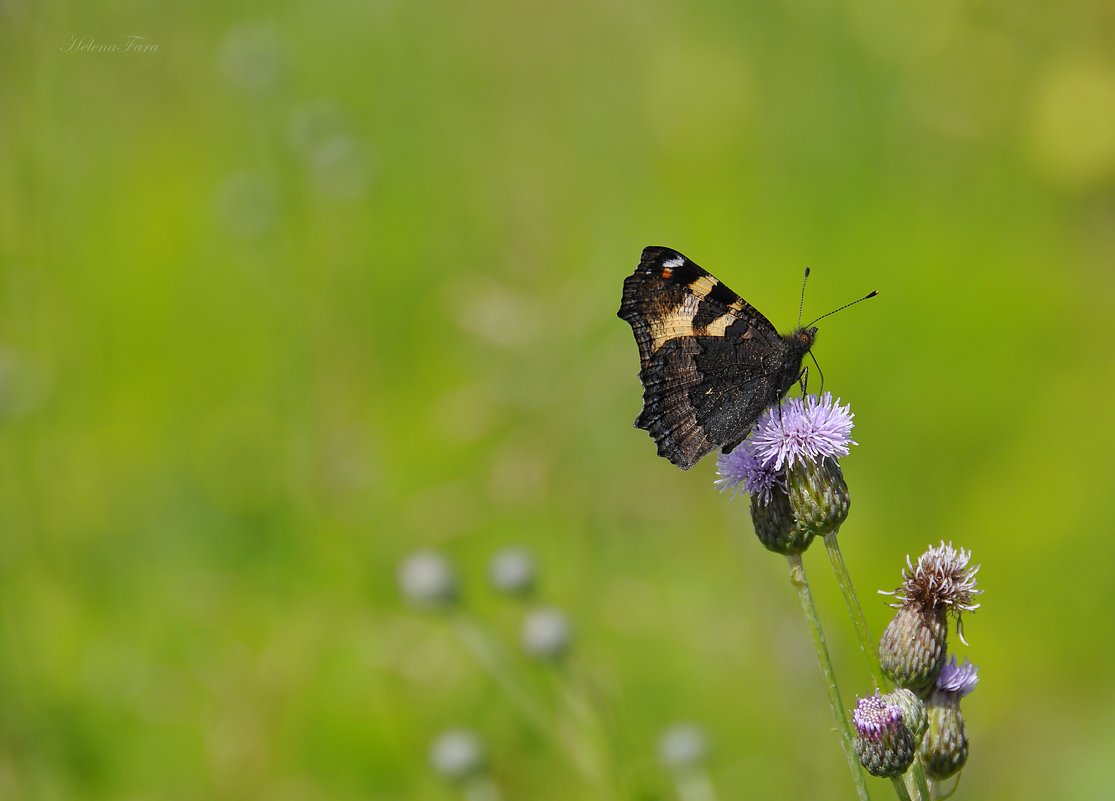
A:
[
  {"left": 398, "top": 549, "right": 459, "bottom": 608},
  {"left": 521, "top": 606, "right": 573, "bottom": 661},
  {"left": 429, "top": 728, "right": 486, "bottom": 782},
  {"left": 489, "top": 546, "right": 536, "bottom": 597},
  {"left": 657, "top": 722, "right": 710, "bottom": 772},
  {"left": 879, "top": 542, "right": 982, "bottom": 692},
  {"left": 921, "top": 657, "right": 978, "bottom": 780},
  {"left": 852, "top": 693, "right": 916, "bottom": 777},
  {"left": 716, "top": 393, "right": 857, "bottom": 551}
]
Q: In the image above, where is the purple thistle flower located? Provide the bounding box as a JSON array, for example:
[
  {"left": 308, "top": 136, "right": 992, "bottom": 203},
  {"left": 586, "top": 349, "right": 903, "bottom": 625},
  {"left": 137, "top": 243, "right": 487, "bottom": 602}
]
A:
[
  {"left": 750, "top": 392, "right": 857, "bottom": 471},
  {"left": 936, "top": 656, "right": 979, "bottom": 698},
  {"left": 853, "top": 693, "right": 904, "bottom": 740},
  {"left": 715, "top": 441, "right": 783, "bottom": 504}
]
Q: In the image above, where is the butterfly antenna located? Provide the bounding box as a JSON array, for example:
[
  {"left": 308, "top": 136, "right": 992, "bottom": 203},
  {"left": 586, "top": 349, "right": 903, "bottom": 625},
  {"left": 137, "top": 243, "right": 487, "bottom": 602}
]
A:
[
  {"left": 797, "top": 267, "right": 810, "bottom": 328},
  {"left": 804, "top": 289, "right": 879, "bottom": 328}
]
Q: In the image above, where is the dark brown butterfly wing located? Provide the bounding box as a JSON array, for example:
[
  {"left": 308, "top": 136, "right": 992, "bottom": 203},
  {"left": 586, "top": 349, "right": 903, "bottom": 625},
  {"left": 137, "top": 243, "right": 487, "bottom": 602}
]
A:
[{"left": 618, "top": 246, "right": 812, "bottom": 469}]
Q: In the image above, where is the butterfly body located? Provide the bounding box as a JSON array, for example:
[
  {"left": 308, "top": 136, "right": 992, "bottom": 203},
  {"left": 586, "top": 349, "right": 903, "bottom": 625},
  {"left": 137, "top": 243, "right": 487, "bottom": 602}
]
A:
[{"left": 618, "top": 246, "right": 816, "bottom": 470}]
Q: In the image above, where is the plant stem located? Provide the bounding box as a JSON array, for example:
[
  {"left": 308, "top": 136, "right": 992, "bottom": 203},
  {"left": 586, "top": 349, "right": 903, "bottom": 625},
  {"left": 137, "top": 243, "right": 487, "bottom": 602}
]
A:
[
  {"left": 823, "top": 533, "right": 932, "bottom": 800},
  {"left": 913, "top": 763, "right": 933, "bottom": 800},
  {"left": 450, "top": 611, "right": 551, "bottom": 736},
  {"left": 674, "top": 769, "right": 719, "bottom": 801},
  {"left": 552, "top": 665, "right": 617, "bottom": 797},
  {"left": 890, "top": 777, "right": 913, "bottom": 801},
  {"left": 462, "top": 776, "right": 503, "bottom": 801},
  {"left": 823, "top": 532, "right": 884, "bottom": 689},
  {"left": 786, "top": 554, "right": 871, "bottom": 801}
]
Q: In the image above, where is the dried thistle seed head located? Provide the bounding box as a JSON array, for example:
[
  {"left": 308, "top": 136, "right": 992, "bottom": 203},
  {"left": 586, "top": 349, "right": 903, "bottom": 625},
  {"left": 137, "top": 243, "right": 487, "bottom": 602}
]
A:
[
  {"left": 852, "top": 693, "right": 916, "bottom": 778},
  {"left": 879, "top": 605, "right": 949, "bottom": 693},
  {"left": 750, "top": 483, "right": 815, "bottom": 554},
  {"left": 885, "top": 541, "right": 982, "bottom": 614},
  {"left": 785, "top": 456, "right": 850, "bottom": 537}
]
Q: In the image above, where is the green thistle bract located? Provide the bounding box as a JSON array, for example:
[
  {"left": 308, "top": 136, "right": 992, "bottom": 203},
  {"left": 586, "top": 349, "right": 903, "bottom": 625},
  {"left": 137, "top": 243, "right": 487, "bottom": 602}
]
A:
[
  {"left": 750, "top": 484, "right": 814, "bottom": 554},
  {"left": 879, "top": 605, "right": 948, "bottom": 693},
  {"left": 852, "top": 693, "right": 916, "bottom": 778},
  {"left": 785, "top": 456, "right": 850, "bottom": 537},
  {"left": 920, "top": 657, "right": 978, "bottom": 780}
]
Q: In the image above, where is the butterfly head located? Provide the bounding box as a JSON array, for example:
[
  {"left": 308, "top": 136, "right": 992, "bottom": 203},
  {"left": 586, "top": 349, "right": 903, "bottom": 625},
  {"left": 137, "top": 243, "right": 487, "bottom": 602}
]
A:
[{"left": 795, "top": 326, "right": 818, "bottom": 351}]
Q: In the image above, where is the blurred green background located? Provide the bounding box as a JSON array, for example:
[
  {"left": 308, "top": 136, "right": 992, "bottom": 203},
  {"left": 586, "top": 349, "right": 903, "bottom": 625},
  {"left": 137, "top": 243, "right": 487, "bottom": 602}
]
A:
[{"left": 3, "top": 1, "right": 1115, "bottom": 799}]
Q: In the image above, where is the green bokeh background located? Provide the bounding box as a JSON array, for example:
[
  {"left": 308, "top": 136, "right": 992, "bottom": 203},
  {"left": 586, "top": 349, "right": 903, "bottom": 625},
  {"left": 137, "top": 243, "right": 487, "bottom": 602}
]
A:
[{"left": 3, "top": 1, "right": 1115, "bottom": 799}]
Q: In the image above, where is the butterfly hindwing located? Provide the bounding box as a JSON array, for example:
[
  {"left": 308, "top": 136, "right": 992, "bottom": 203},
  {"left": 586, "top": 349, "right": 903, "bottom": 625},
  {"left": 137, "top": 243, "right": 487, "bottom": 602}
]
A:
[{"left": 618, "top": 246, "right": 813, "bottom": 469}]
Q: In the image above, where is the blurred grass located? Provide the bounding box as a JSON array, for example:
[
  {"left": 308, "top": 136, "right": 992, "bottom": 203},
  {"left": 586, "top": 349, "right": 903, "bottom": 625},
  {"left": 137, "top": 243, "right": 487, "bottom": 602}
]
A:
[{"left": 2, "top": 0, "right": 1115, "bottom": 799}]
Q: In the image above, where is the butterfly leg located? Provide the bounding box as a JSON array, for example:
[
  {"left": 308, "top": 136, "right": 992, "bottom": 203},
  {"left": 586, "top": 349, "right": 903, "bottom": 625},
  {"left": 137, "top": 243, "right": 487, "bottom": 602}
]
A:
[{"left": 797, "top": 365, "right": 809, "bottom": 396}]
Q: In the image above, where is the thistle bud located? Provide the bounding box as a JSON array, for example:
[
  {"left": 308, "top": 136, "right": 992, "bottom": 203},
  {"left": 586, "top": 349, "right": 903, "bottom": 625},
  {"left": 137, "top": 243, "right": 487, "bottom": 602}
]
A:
[
  {"left": 920, "top": 657, "right": 978, "bottom": 780},
  {"left": 883, "top": 688, "right": 927, "bottom": 745},
  {"left": 718, "top": 394, "right": 858, "bottom": 552},
  {"left": 879, "top": 605, "right": 948, "bottom": 693},
  {"left": 852, "top": 693, "right": 916, "bottom": 778},
  {"left": 750, "top": 485, "right": 814, "bottom": 554},
  {"left": 784, "top": 456, "right": 850, "bottom": 537}
]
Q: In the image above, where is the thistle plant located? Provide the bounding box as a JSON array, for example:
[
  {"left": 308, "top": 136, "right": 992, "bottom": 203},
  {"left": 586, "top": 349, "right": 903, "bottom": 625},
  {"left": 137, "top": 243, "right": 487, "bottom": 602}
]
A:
[
  {"left": 717, "top": 393, "right": 870, "bottom": 801},
  {"left": 920, "top": 657, "right": 978, "bottom": 781},
  {"left": 429, "top": 728, "right": 503, "bottom": 801},
  {"left": 399, "top": 547, "right": 617, "bottom": 798},
  {"left": 658, "top": 723, "right": 719, "bottom": 801},
  {"left": 489, "top": 546, "right": 537, "bottom": 598},
  {"left": 716, "top": 394, "right": 985, "bottom": 801},
  {"left": 398, "top": 549, "right": 460, "bottom": 608},
  {"left": 852, "top": 693, "right": 917, "bottom": 778},
  {"left": 879, "top": 543, "right": 982, "bottom": 693}
]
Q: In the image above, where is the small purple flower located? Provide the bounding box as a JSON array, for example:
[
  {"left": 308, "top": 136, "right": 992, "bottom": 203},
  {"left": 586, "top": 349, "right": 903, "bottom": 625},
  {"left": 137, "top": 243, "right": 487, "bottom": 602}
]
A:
[
  {"left": 715, "top": 441, "right": 782, "bottom": 504},
  {"left": 750, "top": 392, "right": 856, "bottom": 471},
  {"left": 853, "top": 693, "right": 904, "bottom": 740},
  {"left": 936, "top": 656, "right": 979, "bottom": 698}
]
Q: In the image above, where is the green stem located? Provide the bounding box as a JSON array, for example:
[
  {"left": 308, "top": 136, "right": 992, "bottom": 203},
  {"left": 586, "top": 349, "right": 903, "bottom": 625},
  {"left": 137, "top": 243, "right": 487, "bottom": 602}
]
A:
[
  {"left": 890, "top": 777, "right": 913, "bottom": 801},
  {"left": 552, "top": 666, "right": 617, "bottom": 797},
  {"left": 450, "top": 611, "right": 552, "bottom": 736},
  {"left": 786, "top": 554, "right": 871, "bottom": 801},
  {"left": 913, "top": 762, "right": 933, "bottom": 801},
  {"left": 822, "top": 534, "right": 932, "bottom": 800},
  {"left": 673, "top": 769, "right": 719, "bottom": 801},
  {"left": 461, "top": 776, "right": 503, "bottom": 801},
  {"left": 823, "top": 532, "right": 884, "bottom": 690}
]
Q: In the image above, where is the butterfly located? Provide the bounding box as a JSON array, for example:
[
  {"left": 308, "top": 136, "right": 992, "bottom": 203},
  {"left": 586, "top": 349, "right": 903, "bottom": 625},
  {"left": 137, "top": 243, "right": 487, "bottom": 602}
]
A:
[{"left": 618, "top": 246, "right": 817, "bottom": 470}]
